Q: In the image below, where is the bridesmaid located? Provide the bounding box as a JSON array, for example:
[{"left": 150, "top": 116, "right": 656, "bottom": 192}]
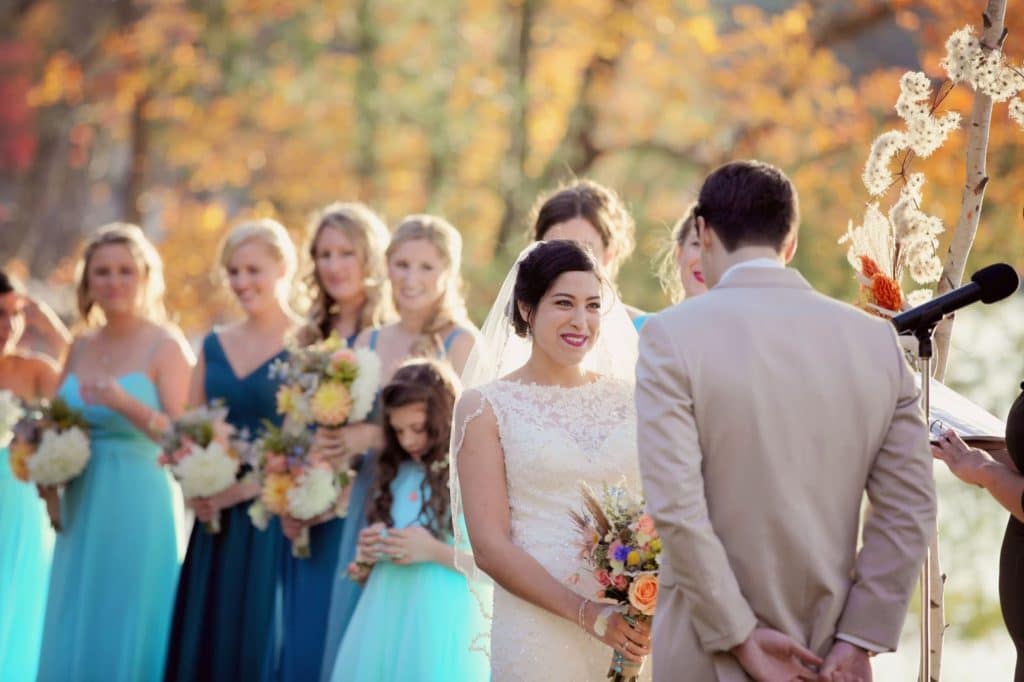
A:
[
  {"left": 165, "top": 219, "right": 303, "bottom": 682},
  {"left": 530, "top": 179, "right": 644, "bottom": 324},
  {"left": 634, "top": 203, "right": 709, "bottom": 329},
  {"left": 318, "top": 214, "right": 478, "bottom": 680},
  {"left": 329, "top": 360, "right": 488, "bottom": 681},
  {"left": 263, "top": 202, "right": 391, "bottom": 682},
  {"left": 0, "top": 271, "right": 64, "bottom": 680},
  {"left": 37, "top": 223, "right": 193, "bottom": 682}
]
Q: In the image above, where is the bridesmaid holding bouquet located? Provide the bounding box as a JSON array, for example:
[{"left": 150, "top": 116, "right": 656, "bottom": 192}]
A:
[
  {"left": 263, "top": 203, "right": 392, "bottom": 682},
  {"left": 0, "top": 270, "right": 64, "bottom": 680},
  {"left": 318, "top": 214, "right": 478, "bottom": 679},
  {"left": 37, "top": 224, "right": 193, "bottom": 682},
  {"left": 165, "top": 220, "right": 303, "bottom": 682}
]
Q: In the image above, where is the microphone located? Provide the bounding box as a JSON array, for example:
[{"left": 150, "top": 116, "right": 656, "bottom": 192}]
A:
[{"left": 891, "top": 263, "right": 1019, "bottom": 333}]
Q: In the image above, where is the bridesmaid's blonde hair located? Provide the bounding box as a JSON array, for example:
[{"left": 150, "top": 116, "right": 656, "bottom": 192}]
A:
[
  {"left": 218, "top": 218, "right": 298, "bottom": 297},
  {"left": 300, "top": 202, "right": 393, "bottom": 344},
  {"left": 75, "top": 223, "right": 167, "bottom": 327},
  {"left": 386, "top": 215, "right": 467, "bottom": 357}
]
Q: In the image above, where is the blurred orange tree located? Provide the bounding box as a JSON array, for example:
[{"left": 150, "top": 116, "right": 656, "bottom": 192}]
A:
[{"left": 2, "top": 0, "right": 1023, "bottom": 333}]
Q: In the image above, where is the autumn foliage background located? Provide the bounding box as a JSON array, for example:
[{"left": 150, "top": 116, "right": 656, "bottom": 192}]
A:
[
  {"left": 4, "top": 0, "right": 1024, "bottom": 669},
  {"left": 3, "top": 0, "right": 1023, "bottom": 333}
]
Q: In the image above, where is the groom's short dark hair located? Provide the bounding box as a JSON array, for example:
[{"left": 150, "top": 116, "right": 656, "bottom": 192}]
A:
[{"left": 695, "top": 160, "right": 799, "bottom": 252}]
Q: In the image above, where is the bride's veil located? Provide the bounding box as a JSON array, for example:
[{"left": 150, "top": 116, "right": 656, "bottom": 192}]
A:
[{"left": 448, "top": 241, "right": 639, "bottom": 658}]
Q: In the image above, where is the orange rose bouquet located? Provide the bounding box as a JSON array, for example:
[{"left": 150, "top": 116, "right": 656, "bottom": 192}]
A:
[{"left": 570, "top": 482, "right": 661, "bottom": 682}]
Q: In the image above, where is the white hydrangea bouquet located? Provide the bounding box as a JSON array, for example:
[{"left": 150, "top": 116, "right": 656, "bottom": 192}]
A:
[
  {"left": 0, "top": 389, "right": 24, "bottom": 448},
  {"left": 10, "top": 396, "right": 90, "bottom": 531},
  {"left": 159, "top": 401, "right": 241, "bottom": 534},
  {"left": 270, "top": 332, "right": 380, "bottom": 430},
  {"left": 247, "top": 419, "right": 352, "bottom": 558}
]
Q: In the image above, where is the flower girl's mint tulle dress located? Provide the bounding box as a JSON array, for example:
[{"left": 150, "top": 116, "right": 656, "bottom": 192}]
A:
[
  {"left": 37, "top": 373, "right": 181, "bottom": 682},
  {"left": 0, "top": 443, "right": 53, "bottom": 679},
  {"left": 328, "top": 460, "right": 489, "bottom": 681}
]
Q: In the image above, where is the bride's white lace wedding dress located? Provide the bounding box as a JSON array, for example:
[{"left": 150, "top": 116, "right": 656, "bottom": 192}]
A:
[{"left": 464, "top": 374, "right": 650, "bottom": 682}]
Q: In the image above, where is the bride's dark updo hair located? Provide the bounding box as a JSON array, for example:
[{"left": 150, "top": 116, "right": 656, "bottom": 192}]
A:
[{"left": 510, "top": 239, "right": 605, "bottom": 338}]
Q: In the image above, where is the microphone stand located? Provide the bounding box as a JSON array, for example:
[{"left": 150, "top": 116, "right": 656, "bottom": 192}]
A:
[{"left": 913, "top": 322, "right": 936, "bottom": 682}]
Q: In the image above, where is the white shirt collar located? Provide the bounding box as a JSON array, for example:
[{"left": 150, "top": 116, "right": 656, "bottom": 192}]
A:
[{"left": 719, "top": 257, "right": 785, "bottom": 283}]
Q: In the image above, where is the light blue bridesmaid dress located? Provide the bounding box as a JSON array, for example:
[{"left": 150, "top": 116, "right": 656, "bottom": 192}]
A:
[
  {"left": 329, "top": 460, "right": 489, "bottom": 681},
  {"left": 37, "top": 373, "right": 180, "bottom": 681},
  {"left": 0, "top": 444, "right": 53, "bottom": 679}
]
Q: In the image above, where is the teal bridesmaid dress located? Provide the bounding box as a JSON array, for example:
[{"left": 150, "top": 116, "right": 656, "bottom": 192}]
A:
[
  {"left": 37, "top": 373, "right": 180, "bottom": 682},
  {"left": 0, "top": 444, "right": 53, "bottom": 679},
  {"left": 164, "top": 332, "right": 286, "bottom": 681},
  {"left": 328, "top": 460, "right": 489, "bottom": 681},
  {"left": 262, "top": 333, "right": 359, "bottom": 682}
]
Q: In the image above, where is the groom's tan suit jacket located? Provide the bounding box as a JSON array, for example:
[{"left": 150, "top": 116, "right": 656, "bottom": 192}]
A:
[{"left": 636, "top": 266, "right": 936, "bottom": 681}]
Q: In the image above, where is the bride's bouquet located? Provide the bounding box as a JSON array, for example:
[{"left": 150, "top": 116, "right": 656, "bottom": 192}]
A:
[
  {"left": 0, "top": 389, "right": 24, "bottom": 448},
  {"left": 159, "top": 401, "right": 241, "bottom": 534},
  {"left": 247, "top": 418, "right": 352, "bottom": 558},
  {"left": 570, "top": 482, "right": 661, "bottom": 682},
  {"left": 10, "top": 397, "right": 91, "bottom": 531},
  {"left": 270, "top": 333, "right": 380, "bottom": 429}
]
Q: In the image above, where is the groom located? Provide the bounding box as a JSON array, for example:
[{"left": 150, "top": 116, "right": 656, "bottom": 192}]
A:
[{"left": 636, "top": 161, "right": 936, "bottom": 681}]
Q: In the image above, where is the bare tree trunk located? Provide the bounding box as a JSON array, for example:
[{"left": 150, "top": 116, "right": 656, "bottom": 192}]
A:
[
  {"left": 925, "top": 4, "right": 1008, "bottom": 680},
  {"left": 493, "top": 0, "right": 535, "bottom": 258},
  {"left": 933, "top": 1, "right": 1007, "bottom": 382},
  {"left": 424, "top": 0, "right": 460, "bottom": 210},
  {"left": 354, "top": 0, "right": 379, "bottom": 203},
  {"left": 123, "top": 89, "right": 150, "bottom": 224}
]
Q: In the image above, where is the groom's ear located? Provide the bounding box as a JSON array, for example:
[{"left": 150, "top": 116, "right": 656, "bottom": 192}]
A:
[
  {"left": 697, "top": 216, "right": 714, "bottom": 251},
  {"left": 782, "top": 232, "right": 798, "bottom": 263}
]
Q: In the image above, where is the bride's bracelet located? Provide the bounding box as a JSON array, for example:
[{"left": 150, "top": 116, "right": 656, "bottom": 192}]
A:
[{"left": 577, "top": 597, "right": 590, "bottom": 631}]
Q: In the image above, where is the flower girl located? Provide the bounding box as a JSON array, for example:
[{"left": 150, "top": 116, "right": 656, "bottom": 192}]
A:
[{"left": 327, "top": 359, "right": 487, "bottom": 681}]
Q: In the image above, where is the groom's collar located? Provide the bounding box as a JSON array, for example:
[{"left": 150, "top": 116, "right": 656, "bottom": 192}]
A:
[
  {"left": 719, "top": 258, "right": 784, "bottom": 283},
  {"left": 714, "top": 264, "right": 813, "bottom": 291}
]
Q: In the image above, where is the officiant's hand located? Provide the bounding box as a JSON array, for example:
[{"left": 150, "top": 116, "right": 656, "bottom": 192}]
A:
[
  {"left": 818, "top": 640, "right": 872, "bottom": 682},
  {"left": 932, "top": 429, "right": 998, "bottom": 488},
  {"left": 731, "top": 627, "right": 821, "bottom": 681}
]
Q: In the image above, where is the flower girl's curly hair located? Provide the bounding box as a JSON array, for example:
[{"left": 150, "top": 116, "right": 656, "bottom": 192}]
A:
[{"left": 368, "top": 359, "right": 460, "bottom": 538}]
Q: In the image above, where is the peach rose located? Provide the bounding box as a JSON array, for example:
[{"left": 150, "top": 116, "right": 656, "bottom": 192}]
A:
[
  {"left": 636, "top": 514, "right": 656, "bottom": 536},
  {"left": 628, "top": 574, "right": 659, "bottom": 616}
]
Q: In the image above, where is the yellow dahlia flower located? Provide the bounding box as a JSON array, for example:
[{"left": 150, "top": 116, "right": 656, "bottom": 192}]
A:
[
  {"left": 310, "top": 381, "right": 353, "bottom": 427},
  {"left": 262, "top": 472, "right": 294, "bottom": 515}
]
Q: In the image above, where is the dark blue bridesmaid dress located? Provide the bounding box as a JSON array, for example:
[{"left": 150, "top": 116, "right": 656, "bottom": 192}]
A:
[{"left": 164, "top": 332, "right": 286, "bottom": 682}]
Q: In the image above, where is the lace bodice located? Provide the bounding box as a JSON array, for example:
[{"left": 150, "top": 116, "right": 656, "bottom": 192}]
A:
[
  {"left": 479, "top": 376, "right": 640, "bottom": 569},
  {"left": 466, "top": 375, "right": 648, "bottom": 680}
]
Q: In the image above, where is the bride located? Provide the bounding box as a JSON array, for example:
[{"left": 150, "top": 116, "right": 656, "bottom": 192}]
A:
[{"left": 451, "top": 239, "right": 652, "bottom": 680}]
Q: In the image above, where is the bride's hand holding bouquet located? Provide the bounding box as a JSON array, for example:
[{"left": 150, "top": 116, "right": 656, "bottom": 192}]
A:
[{"left": 571, "top": 482, "right": 659, "bottom": 681}]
